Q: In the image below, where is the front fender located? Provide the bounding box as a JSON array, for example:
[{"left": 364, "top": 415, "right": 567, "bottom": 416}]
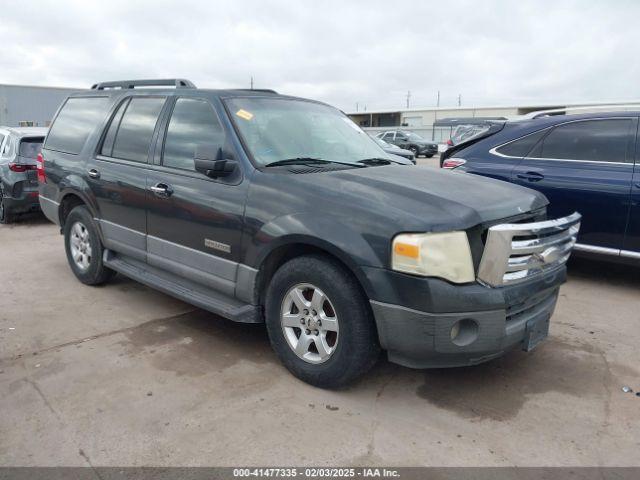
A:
[{"left": 245, "top": 212, "right": 388, "bottom": 297}]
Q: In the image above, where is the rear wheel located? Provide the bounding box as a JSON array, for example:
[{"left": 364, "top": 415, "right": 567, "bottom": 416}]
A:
[
  {"left": 64, "top": 206, "right": 115, "bottom": 285},
  {"left": 408, "top": 145, "right": 419, "bottom": 157},
  {"left": 265, "top": 255, "right": 380, "bottom": 388},
  {"left": 0, "top": 186, "right": 15, "bottom": 224}
]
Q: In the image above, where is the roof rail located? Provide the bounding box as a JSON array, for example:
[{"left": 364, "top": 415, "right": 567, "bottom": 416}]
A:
[
  {"left": 526, "top": 103, "right": 640, "bottom": 119},
  {"left": 233, "top": 88, "right": 278, "bottom": 94},
  {"left": 91, "top": 79, "right": 196, "bottom": 90}
]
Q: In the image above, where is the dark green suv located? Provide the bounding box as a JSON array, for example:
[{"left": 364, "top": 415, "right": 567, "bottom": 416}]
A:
[{"left": 38, "top": 79, "right": 580, "bottom": 388}]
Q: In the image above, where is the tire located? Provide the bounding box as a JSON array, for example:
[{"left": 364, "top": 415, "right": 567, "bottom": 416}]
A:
[
  {"left": 0, "top": 185, "right": 15, "bottom": 224},
  {"left": 265, "top": 254, "right": 380, "bottom": 388},
  {"left": 408, "top": 145, "right": 419, "bottom": 157},
  {"left": 425, "top": 154, "right": 434, "bottom": 158},
  {"left": 63, "top": 205, "right": 115, "bottom": 285}
]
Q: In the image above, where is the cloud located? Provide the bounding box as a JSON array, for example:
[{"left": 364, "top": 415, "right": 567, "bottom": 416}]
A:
[{"left": 0, "top": 0, "right": 638, "bottom": 111}]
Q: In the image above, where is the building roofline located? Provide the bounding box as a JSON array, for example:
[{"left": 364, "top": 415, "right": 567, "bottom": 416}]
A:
[
  {"left": 0, "top": 83, "right": 85, "bottom": 91},
  {"left": 346, "top": 99, "right": 640, "bottom": 116}
]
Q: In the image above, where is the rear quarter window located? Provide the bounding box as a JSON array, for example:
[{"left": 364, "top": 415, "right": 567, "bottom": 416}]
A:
[
  {"left": 45, "top": 97, "right": 110, "bottom": 155},
  {"left": 495, "top": 129, "right": 547, "bottom": 157}
]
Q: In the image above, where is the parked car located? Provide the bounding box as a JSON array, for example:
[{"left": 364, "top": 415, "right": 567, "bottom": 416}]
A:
[
  {"left": 371, "top": 136, "right": 416, "bottom": 163},
  {"left": 376, "top": 130, "right": 438, "bottom": 157},
  {"left": 440, "top": 111, "right": 639, "bottom": 262},
  {"left": 39, "top": 79, "right": 580, "bottom": 388},
  {"left": 0, "top": 127, "right": 47, "bottom": 223}
]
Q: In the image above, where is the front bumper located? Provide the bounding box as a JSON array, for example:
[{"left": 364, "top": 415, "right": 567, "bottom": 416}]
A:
[{"left": 365, "top": 265, "right": 565, "bottom": 369}]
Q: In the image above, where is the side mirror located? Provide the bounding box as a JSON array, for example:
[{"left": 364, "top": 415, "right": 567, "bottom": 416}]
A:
[{"left": 194, "top": 146, "right": 237, "bottom": 178}]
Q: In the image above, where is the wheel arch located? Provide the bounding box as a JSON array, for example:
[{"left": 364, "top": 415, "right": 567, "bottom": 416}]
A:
[
  {"left": 57, "top": 190, "right": 104, "bottom": 244},
  {"left": 251, "top": 236, "right": 376, "bottom": 309}
]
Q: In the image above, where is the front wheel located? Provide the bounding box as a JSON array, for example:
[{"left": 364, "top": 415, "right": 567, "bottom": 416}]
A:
[
  {"left": 265, "top": 255, "right": 380, "bottom": 388},
  {"left": 64, "top": 206, "right": 115, "bottom": 285}
]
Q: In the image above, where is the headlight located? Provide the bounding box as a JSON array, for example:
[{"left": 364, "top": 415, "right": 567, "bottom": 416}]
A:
[{"left": 391, "top": 231, "right": 475, "bottom": 283}]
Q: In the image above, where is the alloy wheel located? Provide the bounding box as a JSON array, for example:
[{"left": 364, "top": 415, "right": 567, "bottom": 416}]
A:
[
  {"left": 280, "top": 283, "right": 339, "bottom": 364},
  {"left": 69, "top": 221, "right": 93, "bottom": 271}
]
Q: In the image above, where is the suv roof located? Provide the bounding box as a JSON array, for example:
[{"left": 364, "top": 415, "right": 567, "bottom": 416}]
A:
[
  {"left": 511, "top": 110, "right": 640, "bottom": 127},
  {"left": 0, "top": 126, "right": 48, "bottom": 137}
]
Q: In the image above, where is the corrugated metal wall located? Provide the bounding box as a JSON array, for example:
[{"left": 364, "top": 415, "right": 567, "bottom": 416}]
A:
[{"left": 0, "top": 84, "right": 82, "bottom": 127}]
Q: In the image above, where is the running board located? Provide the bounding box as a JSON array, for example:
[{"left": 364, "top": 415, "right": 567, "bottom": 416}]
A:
[{"left": 103, "top": 250, "right": 262, "bottom": 323}]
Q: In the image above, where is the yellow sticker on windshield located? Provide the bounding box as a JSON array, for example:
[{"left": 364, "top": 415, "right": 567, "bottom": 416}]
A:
[{"left": 236, "top": 109, "right": 254, "bottom": 121}]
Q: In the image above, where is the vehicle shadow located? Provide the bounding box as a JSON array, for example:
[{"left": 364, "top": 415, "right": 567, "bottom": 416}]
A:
[
  {"left": 567, "top": 255, "right": 640, "bottom": 288},
  {"left": 0, "top": 211, "right": 49, "bottom": 227}
]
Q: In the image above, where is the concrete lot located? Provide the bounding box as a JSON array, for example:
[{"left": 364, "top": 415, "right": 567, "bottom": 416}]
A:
[{"left": 1, "top": 185, "right": 639, "bottom": 466}]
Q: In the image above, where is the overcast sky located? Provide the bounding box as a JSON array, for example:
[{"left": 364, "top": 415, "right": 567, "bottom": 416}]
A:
[{"left": 1, "top": 0, "right": 638, "bottom": 111}]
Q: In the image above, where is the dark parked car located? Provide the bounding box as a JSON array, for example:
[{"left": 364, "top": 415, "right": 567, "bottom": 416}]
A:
[
  {"left": 0, "top": 127, "right": 47, "bottom": 223},
  {"left": 440, "top": 111, "right": 639, "bottom": 262},
  {"left": 371, "top": 136, "right": 416, "bottom": 163},
  {"left": 376, "top": 130, "right": 438, "bottom": 157},
  {"left": 39, "top": 79, "right": 580, "bottom": 387}
]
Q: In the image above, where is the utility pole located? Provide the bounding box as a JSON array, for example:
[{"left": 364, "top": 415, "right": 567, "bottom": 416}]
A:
[
  {"left": 356, "top": 102, "right": 359, "bottom": 112},
  {"left": 250, "top": 76, "right": 254, "bottom": 89},
  {"left": 457, "top": 94, "right": 461, "bottom": 106},
  {"left": 437, "top": 90, "right": 440, "bottom": 107},
  {"left": 406, "top": 91, "right": 411, "bottom": 109}
]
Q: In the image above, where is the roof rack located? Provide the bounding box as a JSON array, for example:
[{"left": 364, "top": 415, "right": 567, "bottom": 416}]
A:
[
  {"left": 525, "top": 103, "right": 640, "bottom": 119},
  {"left": 233, "top": 88, "right": 278, "bottom": 94},
  {"left": 91, "top": 79, "right": 196, "bottom": 90}
]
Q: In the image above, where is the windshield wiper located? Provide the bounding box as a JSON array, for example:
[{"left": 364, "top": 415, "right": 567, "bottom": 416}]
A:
[
  {"left": 356, "top": 157, "right": 392, "bottom": 166},
  {"left": 265, "top": 157, "right": 364, "bottom": 168}
]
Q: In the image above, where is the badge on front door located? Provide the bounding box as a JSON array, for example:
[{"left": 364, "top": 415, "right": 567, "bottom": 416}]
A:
[{"left": 204, "top": 239, "right": 231, "bottom": 254}]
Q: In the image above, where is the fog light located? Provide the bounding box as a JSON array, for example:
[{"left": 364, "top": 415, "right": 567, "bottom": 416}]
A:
[
  {"left": 450, "top": 322, "right": 460, "bottom": 341},
  {"left": 450, "top": 319, "right": 479, "bottom": 346}
]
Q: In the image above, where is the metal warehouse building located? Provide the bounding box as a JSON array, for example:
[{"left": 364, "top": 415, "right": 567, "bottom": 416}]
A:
[
  {"left": 347, "top": 100, "right": 640, "bottom": 142},
  {"left": 0, "top": 84, "right": 81, "bottom": 128}
]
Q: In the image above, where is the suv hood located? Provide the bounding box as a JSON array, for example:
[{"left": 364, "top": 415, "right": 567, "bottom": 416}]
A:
[{"left": 318, "top": 165, "right": 547, "bottom": 231}]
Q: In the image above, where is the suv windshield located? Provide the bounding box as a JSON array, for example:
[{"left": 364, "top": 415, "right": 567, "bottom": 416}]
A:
[{"left": 226, "top": 97, "right": 388, "bottom": 166}]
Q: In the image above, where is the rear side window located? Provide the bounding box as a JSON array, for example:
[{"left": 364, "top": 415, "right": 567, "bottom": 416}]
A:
[
  {"left": 495, "top": 129, "right": 547, "bottom": 157},
  {"left": 45, "top": 97, "right": 110, "bottom": 154},
  {"left": 531, "top": 119, "right": 633, "bottom": 163},
  {"left": 109, "top": 97, "right": 166, "bottom": 163},
  {"left": 19, "top": 138, "right": 44, "bottom": 159},
  {"left": 162, "top": 98, "right": 225, "bottom": 171}
]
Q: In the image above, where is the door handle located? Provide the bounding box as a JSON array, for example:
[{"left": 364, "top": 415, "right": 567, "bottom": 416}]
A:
[
  {"left": 149, "top": 183, "right": 173, "bottom": 198},
  {"left": 87, "top": 169, "right": 100, "bottom": 179},
  {"left": 516, "top": 171, "right": 545, "bottom": 182}
]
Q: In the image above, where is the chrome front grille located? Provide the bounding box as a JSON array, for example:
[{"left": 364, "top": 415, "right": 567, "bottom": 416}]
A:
[{"left": 477, "top": 212, "right": 581, "bottom": 287}]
